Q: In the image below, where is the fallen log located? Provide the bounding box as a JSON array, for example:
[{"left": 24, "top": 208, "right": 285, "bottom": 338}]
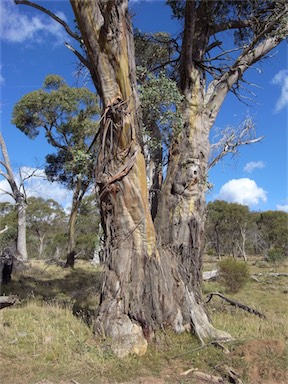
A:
[
  {"left": 181, "top": 368, "right": 224, "bottom": 383},
  {"left": 252, "top": 272, "right": 288, "bottom": 277},
  {"left": 203, "top": 269, "right": 219, "bottom": 281},
  {"left": 0, "top": 295, "right": 16, "bottom": 310},
  {"left": 205, "top": 291, "right": 266, "bottom": 319}
]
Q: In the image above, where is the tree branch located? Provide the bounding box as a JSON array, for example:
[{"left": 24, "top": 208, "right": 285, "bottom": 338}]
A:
[
  {"left": 205, "top": 291, "right": 266, "bottom": 319},
  {"left": 205, "top": 4, "right": 288, "bottom": 116},
  {"left": 213, "top": 19, "right": 251, "bottom": 34},
  {"left": 208, "top": 118, "right": 264, "bottom": 170},
  {"left": 65, "top": 42, "right": 91, "bottom": 71},
  {"left": 14, "top": 0, "right": 82, "bottom": 42}
]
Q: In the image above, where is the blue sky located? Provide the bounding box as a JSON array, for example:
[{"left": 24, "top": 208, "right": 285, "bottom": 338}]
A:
[{"left": 0, "top": 0, "right": 287, "bottom": 212}]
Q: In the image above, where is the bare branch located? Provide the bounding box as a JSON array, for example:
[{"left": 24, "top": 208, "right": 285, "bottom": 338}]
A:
[
  {"left": 205, "top": 5, "right": 288, "bottom": 116},
  {"left": 0, "top": 187, "right": 14, "bottom": 198},
  {"left": 205, "top": 291, "right": 266, "bottom": 319},
  {"left": 65, "top": 42, "right": 91, "bottom": 71},
  {"left": 14, "top": 0, "right": 82, "bottom": 42},
  {"left": 208, "top": 117, "right": 264, "bottom": 170}
]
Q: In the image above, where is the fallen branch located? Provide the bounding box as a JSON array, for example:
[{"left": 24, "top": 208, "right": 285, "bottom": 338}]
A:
[
  {"left": 181, "top": 368, "right": 224, "bottom": 383},
  {"left": 0, "top": 296, "right": 17, "bottom": 310},
  {"left": 0, "top": 225, "right": 9, "bottom": 235},
  {"left": 252, "top": 272, "right": 288, "bottom": 277},
  {"left": 203, "top": 269, "right": 219, "bottom": 281},
  {"left": 215, "top": 365, "right": 244, "bottom": 384},
  {"left": 205, "top": 291, "right": 266, "bottom": 319}
]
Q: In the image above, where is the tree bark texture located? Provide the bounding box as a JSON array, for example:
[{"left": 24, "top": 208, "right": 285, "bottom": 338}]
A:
[{"left": 71, "top": 0, "right": 232, "bottom": 356}]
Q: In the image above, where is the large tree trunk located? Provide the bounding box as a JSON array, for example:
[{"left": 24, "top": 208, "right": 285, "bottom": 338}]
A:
[
  {"left": 71, "top": 0, "right": 232, "bottom": 357},
  {"left": 155, "top": 105, "right": 210, "bottom": 295}
]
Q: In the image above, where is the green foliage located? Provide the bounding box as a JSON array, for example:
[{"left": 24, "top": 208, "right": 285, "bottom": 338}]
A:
[
  {"left": 255, "top": 210, "right": 288, "bottom": 254},
  {"left": 206, "top": 200, "right": 251, "bottom": 257},
  {"left": 0, "top": 202, "right": 17, "bottom": 249},
  {"left": 12, "top": 75, "right": 100, "bottom": 191},
  {"left": 134, "top": 30, "right": 176, "bottom": 76},
  {"left": 267, "top": 248, "right": 287, "bottom": 264},
  {"left": 218, "top": 257, "right": 249, "bottom": 293},
  {"left": 76, "top": 194, "right": 100, "bottom": 259},
  {"left": 26, "top": 197, "right": 66, "bottom": 258},
  {"left": 139, "top": 72, "right": 183, "bottom": 161}
]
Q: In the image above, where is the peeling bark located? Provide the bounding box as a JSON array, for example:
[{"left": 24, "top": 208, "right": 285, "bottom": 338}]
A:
[{"left": 71, "top": 0, "right": 232, "bottom": 356}]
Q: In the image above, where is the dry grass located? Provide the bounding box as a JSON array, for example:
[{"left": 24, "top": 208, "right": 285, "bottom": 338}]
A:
[{"left": 0, "top": 256, "right": 287, "bottom": 384}]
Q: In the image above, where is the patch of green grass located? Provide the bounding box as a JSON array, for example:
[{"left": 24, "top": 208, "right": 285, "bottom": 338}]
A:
[{"left": 0, "top": 258, "right": 287, "bottom": 384}]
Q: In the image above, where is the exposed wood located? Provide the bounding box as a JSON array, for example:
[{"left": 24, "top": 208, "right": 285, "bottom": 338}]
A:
[
  {"left": 215, "top": 365, "right": 244, "bottom": 384},
  {"left": 253, "top": 272, "right": 288, "bottom": 277},
  {"left": 0, "top": 225, "right": 9, "bottom": 235},
  {"left": 203, "top": 269, "right": 218, "bottom": 281},
  {"left": 205, "top": 291, "right": 266, "bottom": 319},
  {"left": 181, "top": 368, "right": 224, "bottom": 383},
  {"left": 0, "top": 296, "right": 16, "bottom": 310},
  {"left": 0, "top": 133, "right": 28, "bottom": 260}
]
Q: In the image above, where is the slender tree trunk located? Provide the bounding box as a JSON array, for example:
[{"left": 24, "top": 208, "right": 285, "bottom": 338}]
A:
[
  {"left": 16, "top": 195, "right": 28, "bottom": 260},
  {"left": 65, "top": 204, "right": 78, "bottom": 268},
  {"left": 145, "top": 124, "right": 162, "bottom": 221},
  {"left": 65, "top": 181, "right": 84, "bottom": 268},
  {"left": 71, "top": 0, "right": 232, "bottom": 357},
  {"left": 0, "top": 133, "right": 28, "bottom": 260},
  {"left": 38, "top": 234, "right": 45, "bottom": 259}
]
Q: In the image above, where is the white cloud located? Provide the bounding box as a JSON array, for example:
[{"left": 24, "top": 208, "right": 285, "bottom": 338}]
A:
[
  {"left": 272, "top": 69, "right": 288, "bottom": 112},
  {"left": 276, "top": 204, "right": 288, "bottom": 212},
  {"left": 0, "top": 167, "right": 72, "bottom": 208},
  {"left": 0, "top": 0, "right": 67, "bottom": 44},
  {"left": 218, "top": 178, "right": 267, "bottom": 207},
  {"left": 243, "top": 161, "right": 265, "bottom": 173}
]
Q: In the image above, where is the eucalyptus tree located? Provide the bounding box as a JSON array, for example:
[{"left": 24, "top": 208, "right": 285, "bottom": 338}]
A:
[
  {"left": 12, "top": 75, "right": 100, "bottom": 268},
  {"left": 0, "top": 132, "right": 29, "bottom": 259},
  {"left": 15, "top": 0, "right": 288, "bottom": 356},
  {"left": 0, "top": 202, "right": 17, "bottom": 251},
  {"left": 206, "top": 201, "right": 252, "bottom": 261},
  {"left": 26, "top": 197, "right": 66, "bottom": 259}
]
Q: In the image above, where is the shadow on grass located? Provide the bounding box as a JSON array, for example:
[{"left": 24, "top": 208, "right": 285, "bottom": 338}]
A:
[{"left": 1, "top": 261, "right": 103, "bottom": 326}]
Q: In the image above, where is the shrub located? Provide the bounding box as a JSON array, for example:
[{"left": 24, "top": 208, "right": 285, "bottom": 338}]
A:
[
  {"left": 266, "top": 248, "right": 286, "bottom": 264},
  {"left": 218, "top": 257, "right": 249, "bottom": 293}
]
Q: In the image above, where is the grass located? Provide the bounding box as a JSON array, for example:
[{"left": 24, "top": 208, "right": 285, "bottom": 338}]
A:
[{"left": 0, "top": 256, "right": 287, "bottom": 383}]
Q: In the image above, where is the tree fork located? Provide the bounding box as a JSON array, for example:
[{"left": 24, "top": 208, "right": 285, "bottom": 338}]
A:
[{"left": 69, "top": 0, "right": 233, "bottom": 356}]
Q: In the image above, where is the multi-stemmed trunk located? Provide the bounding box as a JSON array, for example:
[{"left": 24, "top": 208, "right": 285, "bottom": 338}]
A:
[{"left": 71, "top": 0, "right": 232, "bottom": 357}]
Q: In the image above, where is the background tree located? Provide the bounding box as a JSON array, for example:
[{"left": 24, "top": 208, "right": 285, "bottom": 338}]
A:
[
  {"left": 0, "top": 202, "right": 17, "bottom": 251},
  {"left": 0, "top": 132, "right": 31, "bottom": 259},
  {"left": 206, "top": 201, "right": 252, "bottom": 261},
  {"left": 255, "top": 210, "right": 288, "bottom": 258},
  {"left": 74, "top": 194, "right": 100, "bottom": 261},
  {"left": 26, "top": 197, "right": 66, "bottom": 259},
  {"left": 12, "top": 74, "right": 100, "bottom": 268}
]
